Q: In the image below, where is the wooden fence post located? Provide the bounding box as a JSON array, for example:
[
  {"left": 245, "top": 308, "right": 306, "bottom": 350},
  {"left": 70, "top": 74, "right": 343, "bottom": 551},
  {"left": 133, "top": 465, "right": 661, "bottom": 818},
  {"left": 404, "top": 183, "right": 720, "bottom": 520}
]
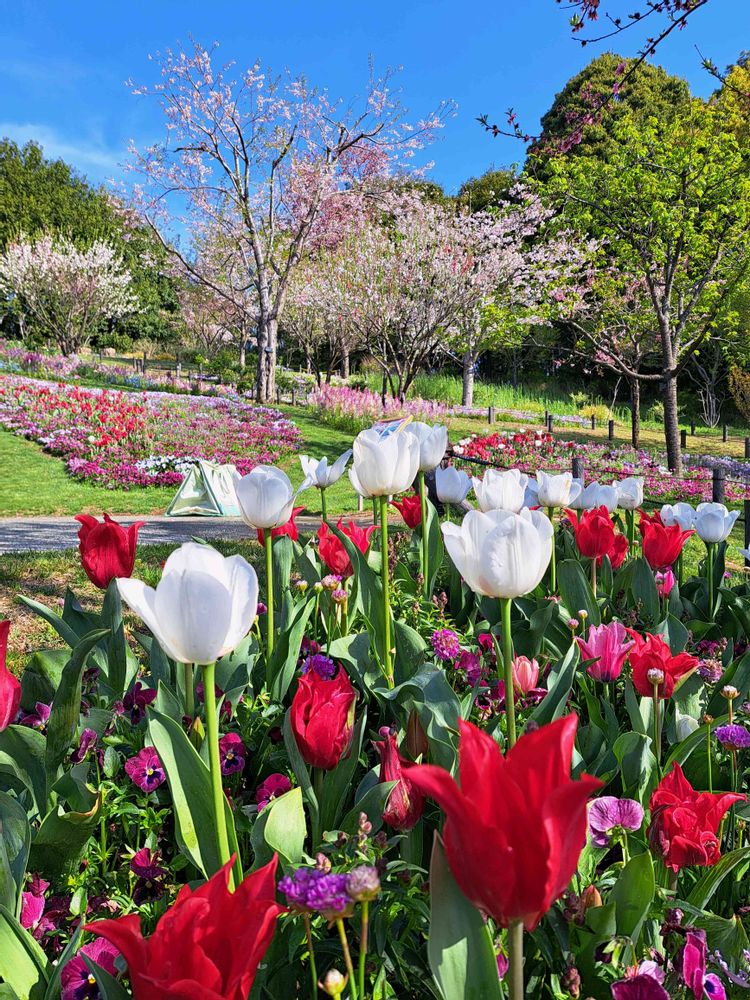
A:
[
  {"left": 572, "top": 456, "right": 584, "bottom": 484},
  {"left": 712, "top": 468, "right": 725, "bottom": 504},
  {"left": 680, "top": 429, "right": 687, "bottom": 450},
  {"left": 608, "top": 419, "right": 614, "bottom": 441}
]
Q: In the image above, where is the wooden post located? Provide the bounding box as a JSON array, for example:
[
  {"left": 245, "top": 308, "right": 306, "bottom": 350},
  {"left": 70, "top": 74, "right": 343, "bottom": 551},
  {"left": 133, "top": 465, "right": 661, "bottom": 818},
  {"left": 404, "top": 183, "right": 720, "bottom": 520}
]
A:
[
  {"left": 142, "top": 351, "right": 147, "bottom": 373},
  {"left": 608, "top": 419, "right": 614, "bottom": 441},
  {"left": 745, "top": 437, "right": 750, "bottom": 460},
  {"left": 276, "top": 387, "right": 281, "bottom": 404},
  {"left": 590, "top": 414, "right": 596, "bottom": 431},
  {"left": 292, "top": 389, "right": 296, "bottom": 406},
  {"left": 680, "top": 429, "right": 687, "bottom": 450},
  {"left": 544, "top": 409, "right": 549, "bottom": 426},
  {"left": 488, "top": 406, "right": 496, "bottom": 425},
  {"left": 722, "top": 424, "right": 729, "bottom": 443},
  {"left": 745, "top": 499, "right": 750, "bottom": 569},
  {"left": 690, "top": 420, "right": 696, "bottom": 436},
  {"left": 572, "top": 456, "right": 584, "bottom": 484},
  {"left": 712, "top": 467, "right": 725, "bottom": 504},
  {"left": 547, "top": 414, "right": 553, "bottom": 433}
]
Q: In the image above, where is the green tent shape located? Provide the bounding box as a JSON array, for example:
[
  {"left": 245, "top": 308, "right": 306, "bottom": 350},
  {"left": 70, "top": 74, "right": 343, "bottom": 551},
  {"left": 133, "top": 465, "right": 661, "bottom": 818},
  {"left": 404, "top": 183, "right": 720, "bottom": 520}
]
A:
[{"left": 165, "top": 460, "right": 242, "bottom": 517}]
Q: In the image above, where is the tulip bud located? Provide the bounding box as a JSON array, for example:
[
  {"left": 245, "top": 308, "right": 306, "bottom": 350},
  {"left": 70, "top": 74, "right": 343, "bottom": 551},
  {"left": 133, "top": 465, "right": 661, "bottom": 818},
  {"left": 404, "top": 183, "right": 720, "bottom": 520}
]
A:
[
  {"left": 290, "top": 668, "right": 356, "bottom": 770},
  {"left": 512, "top": 656, "right": 540, "bottom": 696},
  {"left": 578, "top": 884, "right": 602, "bottom": 918},
  {"left": 406, "top": 710, "right": 429, "bottom": 761},
  {"left": 373, "top": 730, "right": 424, "bottom": 831},
  {"left": 188, "top": 716, "right": 205, "bottom": 751},
  {"left": 561, "top": 966, "right": 581, "bottom": 998},
  {"left": 320, "top": 970, "right": 348, "bottom": 997},
  {"left": 346, "top": 865, "right": 381, "bottom": 902}
]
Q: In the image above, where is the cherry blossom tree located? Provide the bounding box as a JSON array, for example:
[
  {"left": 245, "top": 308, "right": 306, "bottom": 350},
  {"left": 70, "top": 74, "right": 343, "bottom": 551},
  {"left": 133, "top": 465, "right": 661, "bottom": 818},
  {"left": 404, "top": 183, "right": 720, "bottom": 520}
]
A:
[
  {"left": 127, "top": 40, "right": 450, "bottom": 401},
  {"left": 0, "top": 234, "right": 137, "bottom": 354},
  {"left": 282, "top": 266, "right": 359, "bottom": 383}
]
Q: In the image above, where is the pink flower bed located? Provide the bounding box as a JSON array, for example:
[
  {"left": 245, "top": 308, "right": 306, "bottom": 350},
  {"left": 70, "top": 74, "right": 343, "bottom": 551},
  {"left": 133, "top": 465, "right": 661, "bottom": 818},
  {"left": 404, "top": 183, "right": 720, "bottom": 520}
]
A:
[{"left": 0, "top": 375, "right": 301, "bottom": 489}]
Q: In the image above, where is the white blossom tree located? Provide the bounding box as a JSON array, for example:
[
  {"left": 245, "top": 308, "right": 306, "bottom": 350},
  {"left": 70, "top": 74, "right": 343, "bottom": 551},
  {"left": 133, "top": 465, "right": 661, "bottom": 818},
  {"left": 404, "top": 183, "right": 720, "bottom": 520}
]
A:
[{"left": 0, "top": 234, "right": 137, "bottom": 354}]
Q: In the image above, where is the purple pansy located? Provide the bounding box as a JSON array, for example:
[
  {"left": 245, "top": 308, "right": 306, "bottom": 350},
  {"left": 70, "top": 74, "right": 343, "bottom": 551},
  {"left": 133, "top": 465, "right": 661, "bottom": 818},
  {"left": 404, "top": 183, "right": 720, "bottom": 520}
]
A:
[
  {"left": 300, "top": 653, "right": 337, "bottom": 680},
  {"left": 714, "top": 724, "right": 750, "bottom": 751},
  {"left": 219, "top": 732, "right": 246, "bottom": 775},
  {"left": 431, "top": 628, "right": 461, "bottom": 662},
  {"left": 20, "top": 701, "right": 51, "bottom": 733},
  {"left": 71, "top": 728, "right": 99, "bottom": 764},
  {"left": 130, "top": 847, "right": 168, "bottom": 904},
  {"left": 611, "top": 976, "right": 670, "bottom": 1000},
  {"left": 456, "top": 650, "right": 484, "bottom": 686},
  {"left": 122, "top": 681, "right": 157, "bottom": 725},
  {"left": 589, "top": 797, "right": 644, "bottom": 847},
  {"left": 256, "top": 773, "right": 292, "bottom": 811},
  {"left": 124, "top": 747, "right": 166, "bottom": 792},
  {"left": 61, "top": 937, "right": 121, "bottom": 1000}
]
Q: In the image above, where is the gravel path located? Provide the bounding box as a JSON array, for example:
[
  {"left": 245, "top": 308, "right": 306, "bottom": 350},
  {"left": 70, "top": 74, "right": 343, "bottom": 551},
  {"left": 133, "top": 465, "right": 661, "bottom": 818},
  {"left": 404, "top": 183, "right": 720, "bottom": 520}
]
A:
[{"left": 0, "top": 514, "right": 374, "bottom": 553}]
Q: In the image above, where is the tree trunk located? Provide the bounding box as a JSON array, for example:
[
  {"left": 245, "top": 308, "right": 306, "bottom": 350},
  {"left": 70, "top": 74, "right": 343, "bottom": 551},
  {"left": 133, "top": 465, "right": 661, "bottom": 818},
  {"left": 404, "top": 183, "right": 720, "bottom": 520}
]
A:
[
  {"left": 255, "top": 315, "right": 277, "bottom": 402},
  {"left": 462, "top": 351, "right": 476, "bottom": 407},
  {"left": 662, "top": 374, "right": 682, "bottom": 474},
  {"left": 341, "top": 343, "right": 350, "bottom": 379},
  {"left": 238, "top": 337, "right": 246, "bottom": 370},
  {"left": 629, "top": 379, "right": 641, "bottom": 450},
  {"left": 304, "top": 345, "right": 312, "bottom": 374}
]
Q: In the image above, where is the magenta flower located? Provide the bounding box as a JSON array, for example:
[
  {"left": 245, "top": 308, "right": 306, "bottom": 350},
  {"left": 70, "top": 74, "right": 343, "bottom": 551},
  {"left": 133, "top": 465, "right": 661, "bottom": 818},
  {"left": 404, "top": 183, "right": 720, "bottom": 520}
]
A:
[
  {"left": 431, "top": 628, "right": 461, "bottom": 662},
  {"left": 589, "top": 796, "right": 644, "bottom": 847},
  {"left": 611, "top": 975, "right": 670, "bottom": 1000},
  {"left": 219, "top": 732, "right": 246, "bottom": 775},
  {"left": 61, "top": 937, "right": 121, "bottom": 1000},
  {"left": 122, "top": 681, "right": 157, "bottom": 725},
  {"left": 714, "top": 724, "right": 750, "bottom": 751},
  {"left": 19, "top": 701, "right": 51, "bottom": 733},
  {"left": 256, "top": 773, "right": 292, "bottom": 811},
  {"left": 681, "top": 930, "right": 727, "bottom": 1000},
  {"left": 655, "top": 568, "right": 675, "bottom": 598},
  {"left": 124, "top": 747, "right": 166, "bottom": 792},
  {"left": 130, "top": 847, "right": 168, "bottom": 904},
  {"left": 456, "top": 649, "right": 484, "bottom": 686},
  {"left": 70, "top": 728, "right": 99, "bottom": 764},
  {"left": 576, "top": 622, "right": 633, "bottom": 683}
]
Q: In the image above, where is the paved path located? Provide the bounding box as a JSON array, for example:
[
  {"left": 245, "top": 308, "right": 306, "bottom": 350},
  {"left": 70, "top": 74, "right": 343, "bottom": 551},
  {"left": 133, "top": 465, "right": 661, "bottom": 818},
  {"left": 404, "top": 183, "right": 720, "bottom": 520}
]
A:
[{"left": 0, "top": 514, "right": 375, "bottom": 553}]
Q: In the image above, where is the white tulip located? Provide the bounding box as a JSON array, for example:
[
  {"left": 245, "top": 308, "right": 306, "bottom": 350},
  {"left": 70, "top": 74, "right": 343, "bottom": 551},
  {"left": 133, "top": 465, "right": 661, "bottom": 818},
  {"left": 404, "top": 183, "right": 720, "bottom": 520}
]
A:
[
  {"left": 235, "top": 465, "right": 310, "bottom": 530},
  {"left": 536, "top": 470, "right": 582, "bottom": 508},
  {"left": 579, "top": 481, "right": 619, "bottom": 513},
  {"left": 348, "top": 466, "right": 373, "bottom": 499},
  {"left": 660, "top": 502, "right": 696, "bottom": 531},
  {"left": 117, "top": 543, "right": 258, "bottom": 664},
  {"left": 299, "top": 450, "right": 352, "bottom": 488},
  {"left": 352, "top": 427, "right": 420, "bottom": 497},
  {"left": 616, "top": 477, "right": 644, "bottom": 511},
  {"left": 739, "top": 547, "right": 750, "bottom": 562},
  {"left": 407, "top": 422, "right": 449, "bottom": 473},
  {"left": 694, "top": 502, "right": 740, "bottom": 544},
  {"left": 566, "top": 479, "right": 586, "bottom": 510},
  {"left": 442, "top": 507, "right": 553, "bottom": 599},
  {"left": 472, "top": 468, "right": 528, "bottom": 513},
  {"left": 524, "top": 477, "right": 540, "bottom": 509},
  {"left": 435, "top": 465, "right": 471, "bottom": 505},
  {"left": 675, "top": 711, "right": 700, "bottom": 742}
]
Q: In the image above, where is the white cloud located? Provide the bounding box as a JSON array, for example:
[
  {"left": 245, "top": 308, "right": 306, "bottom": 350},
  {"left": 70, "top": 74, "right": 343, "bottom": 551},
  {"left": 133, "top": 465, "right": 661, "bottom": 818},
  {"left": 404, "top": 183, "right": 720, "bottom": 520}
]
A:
[{"left": 0, "top": 121, "right": 125, "bottom": 177}]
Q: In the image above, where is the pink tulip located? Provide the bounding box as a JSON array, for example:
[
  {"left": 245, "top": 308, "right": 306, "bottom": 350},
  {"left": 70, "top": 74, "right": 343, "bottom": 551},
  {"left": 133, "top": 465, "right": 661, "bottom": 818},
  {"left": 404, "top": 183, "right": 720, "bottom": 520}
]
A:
[
  {"left": 576, "top": 622, "right": 633, "bottom": 683},
  {"left": 655, "top": 568, "right": 675, "bottom": 598},
  {"left": 511, "top": 656, "right": 540, "bottom": 696}
]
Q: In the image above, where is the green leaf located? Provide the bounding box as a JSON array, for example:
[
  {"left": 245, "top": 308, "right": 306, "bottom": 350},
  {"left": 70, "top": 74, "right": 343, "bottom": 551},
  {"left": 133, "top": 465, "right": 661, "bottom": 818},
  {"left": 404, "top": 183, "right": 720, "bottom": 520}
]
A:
[
  {"left": 427, "top": 836, "right": 502, "bottom": 1000},
  {"left": 558, "top": 559, "right": 600, "bottom": 626},
  {"left": 613, "top": 732, "right": 657, "bottom": 804},
  {"left": 0, "top": 727, "right": 47, "bottom": 820},
  {"left": 0, "top": 792, "right": 31, "bottom": 916},
  {"left": 394, "top": 620, "right": 427, "bottom": 685},
  {"left": 45, "top": 629, "right": 109, "bottom": 779},
  {"left": 29, "top": 791, "right": 103, "bottom": 882},
  {"left": 624, "top": 557, "right": 660, "bottom": 625},
  {"left": 147, "top": 707, "right": 237, "bottom": 878},
  {"left": 0, "top": 903, "right": 50, "bottom": 999},
  {"left": 250, "top": 786, "right": 306, "bottom": 870},
  {"left": 531, "top": 642, "right": 579, "bottom": 726},
  {"left": 339, "top": 780, "right": 396, "bottom": 836},
  {"left": 17, "top": 597, "right": 80, "bottom": 649},
  {"left": 42, "top": 924, "right": 82, "bottom": 1000},
  {"left": 687, "top": 847, "right": 750, "bottom": 909},
  {"left": 282, "top": 710, "right": 318, "bottom": 833},
  {"left": 19, "top": 651, "right": 68, "bottom": 712},
  {"left": 321, "top": 709, "right": 367, "bottom": 834},
  {"left": 267, "top": 600, "right": 314, "bottom": 702},
  {"left": 424, "top": 496, "right": 445, "bottom": 595},
  {"left": 609, "top": 851, "right": 654, "bottom": 945}
]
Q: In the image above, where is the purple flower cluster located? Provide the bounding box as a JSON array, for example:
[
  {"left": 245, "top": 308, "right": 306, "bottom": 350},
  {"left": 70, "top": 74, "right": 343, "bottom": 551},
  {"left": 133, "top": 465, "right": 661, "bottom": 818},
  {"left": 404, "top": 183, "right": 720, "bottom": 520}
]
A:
[
  {"left": 431, "top": 628, "right": 462, "bottom": 662},
  {"left": 300, "top": 653, "right": 337, "bottom": 679},
  {"left": 278, "top": 868, "right": 352, "bottom": 917},
  {"left": 714, "top": 724, "right": 750, "bottom": 751}
]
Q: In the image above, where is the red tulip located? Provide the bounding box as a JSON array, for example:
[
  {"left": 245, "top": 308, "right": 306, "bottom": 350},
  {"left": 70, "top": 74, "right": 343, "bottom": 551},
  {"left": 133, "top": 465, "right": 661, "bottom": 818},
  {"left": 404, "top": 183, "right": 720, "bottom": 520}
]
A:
[
  {"left": 86, "top": 855, "right": 285, "bottom": 1000},
  {"left": 257, "top": 506, "right": 305, "bottom": 548},
  {"left": 290, "top": 667, "right": 356, "bottom": 770},
  {"left": 639, "top": 513, "right": 694, "bottom": 570},
  {"left": 317, "top": 518, "right": 377, "bottom": 578},
  {"left": 373, "top": 728, "right": 424, "bottom": 830},
  {"left": 627, "top": 631, "right": 698, "bottom": 699},
  {"left": 391, "top": 494, "right": 422, "bottom": 529},
  {"left": 0, "top": 621, "right": 21, "bottom": 732},
  {"left": 408, "top": 715, "right": 602, "bottom": 930},
  {"left": 648, "top": 763, "right": 745, "bottom": 872},
  {"left": 608, "top": 532, "right": 629, "bottom": 570},
  {"left": 74, "top": 513, "right": 144, "bottom": 590},
  {"left": 565, "top": 507, "right": 616, "bottom": 560}
]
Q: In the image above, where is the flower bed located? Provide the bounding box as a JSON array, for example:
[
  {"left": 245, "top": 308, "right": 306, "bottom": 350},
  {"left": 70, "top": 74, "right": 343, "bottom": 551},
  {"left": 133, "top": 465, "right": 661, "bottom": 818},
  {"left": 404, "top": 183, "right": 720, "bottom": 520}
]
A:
[
  {"left": 454, "top": 428, "right": 750, "bottom": 504},
  {"left": 0, "top": 375, "right": 301, "bottom": 487}
]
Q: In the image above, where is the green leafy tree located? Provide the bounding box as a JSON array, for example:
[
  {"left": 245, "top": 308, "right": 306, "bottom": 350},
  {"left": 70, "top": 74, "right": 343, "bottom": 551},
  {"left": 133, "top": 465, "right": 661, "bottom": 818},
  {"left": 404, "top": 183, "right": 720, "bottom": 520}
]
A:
[{"left": 550, "top": 100, "right": 750, "bottom": 472}]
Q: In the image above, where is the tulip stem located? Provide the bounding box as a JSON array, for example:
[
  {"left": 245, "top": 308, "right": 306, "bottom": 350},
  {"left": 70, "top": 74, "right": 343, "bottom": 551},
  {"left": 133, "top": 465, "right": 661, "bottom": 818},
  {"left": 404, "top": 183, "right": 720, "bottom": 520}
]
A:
[
  {"left": 336, "top": 918, "right": 358, "bottom": 1000},
  {"left": 706, "top": 542, "right": 715, "bottom": 622},
  {"left": 676, "top": 551, "right": 683, "bottom": 589},
  {"left": 202, "top": 661, "right": 234, "bottom": 887},
  {"left": 183, "top": 662, "right": 194, "bottom": 719},
  {"left": 547, "top": 507, "right": 557, "bottom": 592},
  {"left": 321, "top": 488, "right": 327, "bottom": 524},
  {"left": 590, "top": 557, "right": 597, "bottom": 598},
  {"left": 358, "top": 900, "right": 369, "bottom": 999},
  {"left": 508, "top": 921, "right": 524, "bottom": 1000},
  {"left": 707, "top": 722, "right": 713, "bottom": 793},
  {"left": 500, "top": 598, "right": 516, "bottom": 748},
  {"left": 652, "top": 684, "right": 662, "bottom": 772},
  {"left": 379, "top": 496, "right": 393, "bottom": 688},
  {"left": 419, "top": 472, "right": 428, "bottom": 597},
  {"left": 303, "top": 914, "right": 318, "bottom": 1000},
  {"left": 264, "top": 532, "right": 274, "bottom": 658},
  {"left": 626, "top": 509, "right": 635, "bottom": 553}
]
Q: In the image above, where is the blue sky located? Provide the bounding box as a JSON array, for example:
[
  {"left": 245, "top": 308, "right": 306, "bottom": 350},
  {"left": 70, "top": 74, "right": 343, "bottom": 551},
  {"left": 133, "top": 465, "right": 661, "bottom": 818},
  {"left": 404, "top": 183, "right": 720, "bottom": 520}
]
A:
[{"left": 0, "top": 0, "right": 748, "bottom": 194}]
